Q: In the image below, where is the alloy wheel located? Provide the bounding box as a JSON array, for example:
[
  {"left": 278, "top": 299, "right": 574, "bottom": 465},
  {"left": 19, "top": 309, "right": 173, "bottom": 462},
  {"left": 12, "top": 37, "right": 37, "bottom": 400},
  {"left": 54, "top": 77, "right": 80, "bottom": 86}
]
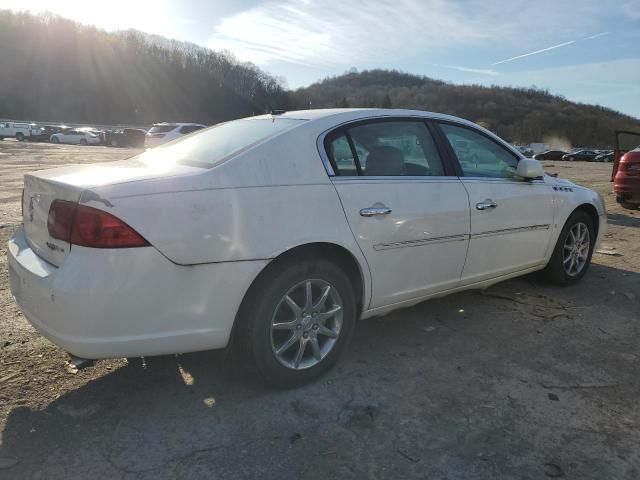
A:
[
  {"left": 562, "top": 222, "right": 590, "bottom": 276},
  {"left": 270, "top": 279, "right": 343, "bottom": 370}
]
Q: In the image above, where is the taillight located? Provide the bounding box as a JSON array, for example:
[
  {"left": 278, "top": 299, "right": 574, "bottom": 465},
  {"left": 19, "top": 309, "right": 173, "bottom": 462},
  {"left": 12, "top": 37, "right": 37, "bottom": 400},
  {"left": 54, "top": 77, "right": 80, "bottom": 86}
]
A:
[{"left": 48, "top": 200, "right": 149, "bottom": 248}]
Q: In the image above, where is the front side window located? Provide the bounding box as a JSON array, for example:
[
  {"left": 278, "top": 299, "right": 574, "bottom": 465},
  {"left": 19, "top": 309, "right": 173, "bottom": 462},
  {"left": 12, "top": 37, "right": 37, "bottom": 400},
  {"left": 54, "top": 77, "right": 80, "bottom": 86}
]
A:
[
  {"left": 328, "top": 120, "right": 445, "bottom": 176},
  {"left": 439, "top": 123, "right": 519, "bottom": 179}
]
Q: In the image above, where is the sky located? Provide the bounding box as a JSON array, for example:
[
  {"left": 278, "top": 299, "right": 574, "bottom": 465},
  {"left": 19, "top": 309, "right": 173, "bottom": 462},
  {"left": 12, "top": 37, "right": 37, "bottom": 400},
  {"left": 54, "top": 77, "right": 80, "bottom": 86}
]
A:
[{"left": 2, "top": 0, "right": 639, "bottom": 118}]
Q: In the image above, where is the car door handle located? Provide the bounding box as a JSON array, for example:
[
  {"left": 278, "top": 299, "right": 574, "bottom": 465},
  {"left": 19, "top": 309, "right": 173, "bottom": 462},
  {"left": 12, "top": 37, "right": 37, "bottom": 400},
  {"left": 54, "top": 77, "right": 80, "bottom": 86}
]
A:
[
  {"left": 360, "top": 206, "right": 392, "bottom": 217},
  {"left": 476, "top": 200, "right": 497, "bottom": 211}
]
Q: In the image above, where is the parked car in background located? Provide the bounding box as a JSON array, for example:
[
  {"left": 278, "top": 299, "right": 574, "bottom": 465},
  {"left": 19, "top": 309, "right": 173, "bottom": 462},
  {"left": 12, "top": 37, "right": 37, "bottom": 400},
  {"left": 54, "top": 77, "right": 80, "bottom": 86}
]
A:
[
  {"left": 0, "top": 122, "right": 43, "bottom": 141},
  {"left": 534, "top": 150, "right": 568, "bottom": 161},
  {"left": 594, "top": 151, "right": 614, "bottom": 162},
  {"left": 145, "top": 122, "right": 206, "bottom": 148},
  {"left": 50, "top": 129, "right": 101, "bottom": 145},
  {"left": 104, "top": 128, "right": 146, "bottom": 148},
  {"left": 562, "top": 150, "right": 598, "bottom": 162},
  {"left": 612, "top": 131, "right": 640, "bottom": 210},
  {"left": 8, "top": 109, "right": 606, "bottom": 387}
]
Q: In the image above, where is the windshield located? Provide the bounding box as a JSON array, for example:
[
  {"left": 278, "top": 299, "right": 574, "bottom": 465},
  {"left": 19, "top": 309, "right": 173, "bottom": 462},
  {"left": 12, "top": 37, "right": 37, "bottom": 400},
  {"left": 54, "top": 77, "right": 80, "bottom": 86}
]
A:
[{"left": 138, "top": 118, "right": 305, "bottom": 167}]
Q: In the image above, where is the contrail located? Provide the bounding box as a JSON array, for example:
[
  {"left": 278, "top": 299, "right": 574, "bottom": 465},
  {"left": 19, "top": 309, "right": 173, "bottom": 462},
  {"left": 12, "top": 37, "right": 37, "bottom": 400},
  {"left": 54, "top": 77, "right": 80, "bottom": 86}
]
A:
[
  {"left": 582, "top": 32, "right": 609, "bottom": 40},
  {"left": 492, "top": 40, "right": 576, "bottom": 66}
]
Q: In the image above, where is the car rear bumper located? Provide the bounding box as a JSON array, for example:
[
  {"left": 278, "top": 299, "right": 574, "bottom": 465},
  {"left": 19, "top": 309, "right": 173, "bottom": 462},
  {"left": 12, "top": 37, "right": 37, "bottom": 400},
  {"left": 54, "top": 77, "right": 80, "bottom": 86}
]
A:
[{"left": 8, "top": 226, "right": 267, "bottom": 359}]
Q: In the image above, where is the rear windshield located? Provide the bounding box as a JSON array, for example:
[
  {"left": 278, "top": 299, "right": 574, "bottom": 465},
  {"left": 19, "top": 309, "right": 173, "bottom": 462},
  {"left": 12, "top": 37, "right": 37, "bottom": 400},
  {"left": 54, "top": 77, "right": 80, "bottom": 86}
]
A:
[
  {"left": 149, "top": 125, "right": 177, "bottom": 134},
  {"left": 139, "top": 118, "right": 305, "bottom": 167}
]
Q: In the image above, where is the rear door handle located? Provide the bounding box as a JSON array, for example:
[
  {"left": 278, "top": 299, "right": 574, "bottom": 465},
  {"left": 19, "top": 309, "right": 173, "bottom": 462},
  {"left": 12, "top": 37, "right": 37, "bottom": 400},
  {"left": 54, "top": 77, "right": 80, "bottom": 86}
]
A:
[
  {"left": 476, "top": 200, "right": 497, "bottom": 211},
  {"left": 360, "top": 206, "right": 392, "bottom": 217}
]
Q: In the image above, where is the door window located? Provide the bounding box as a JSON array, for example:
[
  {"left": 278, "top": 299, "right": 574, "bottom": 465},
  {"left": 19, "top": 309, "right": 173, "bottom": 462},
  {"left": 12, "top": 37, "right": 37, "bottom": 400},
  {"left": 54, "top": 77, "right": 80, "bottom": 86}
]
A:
[
  {"left": 439, "top": 123, "right": 519, "bottom": 179},
  {"left": 327, "top": 121, "right": 445, "bottom": 176}
]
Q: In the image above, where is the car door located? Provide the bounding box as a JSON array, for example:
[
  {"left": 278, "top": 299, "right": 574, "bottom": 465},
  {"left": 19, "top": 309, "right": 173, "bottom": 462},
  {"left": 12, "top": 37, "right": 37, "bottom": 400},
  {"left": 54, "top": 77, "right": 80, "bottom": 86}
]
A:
[
  {"left": 325, "top": 118, "right": 470, "bottom": 309},
  {"left": 435, "top": 121, "right": 555, "bottom": 284}
]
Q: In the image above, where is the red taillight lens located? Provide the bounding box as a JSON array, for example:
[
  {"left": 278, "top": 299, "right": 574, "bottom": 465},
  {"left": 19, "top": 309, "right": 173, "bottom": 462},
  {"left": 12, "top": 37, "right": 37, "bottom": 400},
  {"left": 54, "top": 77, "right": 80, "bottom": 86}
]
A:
[
  {"left": 48, "top": 200, "right": 149, "bottom": 248},
  {"left": 48, "top": 200, "right": 77, "bottom": 242}
]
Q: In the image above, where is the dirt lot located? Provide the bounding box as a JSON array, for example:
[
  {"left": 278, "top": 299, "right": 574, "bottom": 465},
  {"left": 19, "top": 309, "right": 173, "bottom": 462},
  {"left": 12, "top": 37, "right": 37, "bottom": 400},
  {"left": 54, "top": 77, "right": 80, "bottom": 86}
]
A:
[{"left": 0, "top": 140, "right": 639, "bottom": 479}]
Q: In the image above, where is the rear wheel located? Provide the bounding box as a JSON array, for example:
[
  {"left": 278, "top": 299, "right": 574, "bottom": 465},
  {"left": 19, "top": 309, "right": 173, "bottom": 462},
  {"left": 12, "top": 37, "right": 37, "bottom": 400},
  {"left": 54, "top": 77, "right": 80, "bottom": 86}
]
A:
[
  {"left": 15, "top": 132, "right": 24, "bottom": 141},
  {"left": 51, "top": 137, "right": 59, "bottom": 144},
  {"left": 236, "top": 258, "right": 356, "bottom": 387},
  {"left": 543, "top": 211, "right": 595, "bottom": 285}
]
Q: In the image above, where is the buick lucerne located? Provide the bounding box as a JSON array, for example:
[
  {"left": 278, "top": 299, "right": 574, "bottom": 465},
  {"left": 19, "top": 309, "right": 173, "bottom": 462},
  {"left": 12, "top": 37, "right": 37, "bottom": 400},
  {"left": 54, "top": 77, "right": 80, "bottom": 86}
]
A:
[{"left": 8, "top": 109, "right": 606, "bottom": 386}]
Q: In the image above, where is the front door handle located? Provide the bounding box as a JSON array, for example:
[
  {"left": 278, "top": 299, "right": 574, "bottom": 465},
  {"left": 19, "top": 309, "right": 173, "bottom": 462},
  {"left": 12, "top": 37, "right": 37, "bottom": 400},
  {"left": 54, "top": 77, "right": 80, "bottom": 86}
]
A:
[
  {"left": 360, "top": 206, "right": 392, "bottom": 217},
  {"left": 476, "top": 199, "right": 497, "bottom": 211}
]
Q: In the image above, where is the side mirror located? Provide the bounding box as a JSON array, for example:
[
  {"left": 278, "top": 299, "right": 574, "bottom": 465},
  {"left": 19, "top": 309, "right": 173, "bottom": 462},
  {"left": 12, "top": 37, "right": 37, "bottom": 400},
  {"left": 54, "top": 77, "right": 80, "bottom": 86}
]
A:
[{"left": 517, "top": 158, "right": 544, "bottom": 179}]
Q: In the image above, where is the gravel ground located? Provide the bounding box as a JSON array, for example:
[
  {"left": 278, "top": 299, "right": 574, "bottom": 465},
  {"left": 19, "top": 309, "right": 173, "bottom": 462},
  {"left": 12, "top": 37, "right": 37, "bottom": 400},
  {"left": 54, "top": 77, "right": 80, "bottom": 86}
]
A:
[{"left": 0, "top": 140, "right": 639, "bottom": 479}]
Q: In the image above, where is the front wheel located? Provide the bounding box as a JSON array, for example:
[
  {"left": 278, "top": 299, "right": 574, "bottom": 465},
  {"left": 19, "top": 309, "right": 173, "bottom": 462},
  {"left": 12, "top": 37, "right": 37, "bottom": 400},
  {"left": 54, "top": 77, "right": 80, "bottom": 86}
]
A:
[
  {"left": 236, "top": 258, "right": 357, "bottom": 387},
  {"left": 543, "top": 211, "right": 595, "bottom": 285}
]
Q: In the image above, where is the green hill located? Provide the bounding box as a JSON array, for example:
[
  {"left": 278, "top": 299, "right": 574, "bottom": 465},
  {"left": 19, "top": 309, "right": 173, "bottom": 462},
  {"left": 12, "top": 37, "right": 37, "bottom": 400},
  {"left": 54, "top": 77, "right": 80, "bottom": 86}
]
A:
[{"left": 290, "top": 69, "right": 640, "bottom": 148}]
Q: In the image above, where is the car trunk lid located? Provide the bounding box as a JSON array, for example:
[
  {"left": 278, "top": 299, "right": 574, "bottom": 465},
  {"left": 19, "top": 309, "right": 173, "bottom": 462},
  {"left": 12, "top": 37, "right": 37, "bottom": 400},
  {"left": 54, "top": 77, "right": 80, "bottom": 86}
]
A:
[
  {"left": 22, "top": 156, "right": 203, "bottom": 266},
  {"left": 22, "top": 174, "right": 84, "bottom": 266}
]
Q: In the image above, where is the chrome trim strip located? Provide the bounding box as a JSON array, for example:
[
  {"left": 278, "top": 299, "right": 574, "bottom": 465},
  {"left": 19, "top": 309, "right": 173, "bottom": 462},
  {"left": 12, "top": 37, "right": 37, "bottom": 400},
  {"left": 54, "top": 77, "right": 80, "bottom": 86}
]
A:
[
  {"left": 373, "top": 234, "right": 468, "bottom": 251},
  {"left": 372, "top": 224, "right": 551, "bottom": 251},
  {"left": 471, "top": 224, "right": 550, "bottom": 239}
]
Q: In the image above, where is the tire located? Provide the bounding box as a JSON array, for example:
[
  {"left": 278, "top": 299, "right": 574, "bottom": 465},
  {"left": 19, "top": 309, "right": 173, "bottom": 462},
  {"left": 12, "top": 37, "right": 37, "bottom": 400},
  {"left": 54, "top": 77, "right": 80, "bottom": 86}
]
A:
[
  {"left": 543, "top": 210, "right": 595, "bottom": 286},
  {"left": 80, "top": 139, "right": 88, "bottom": 146},
  {"left": 235, "top": 257, "right": 357, "bottom": 387},
  {"left": 51, "top": 137, "right": 59, "bottom": 144},
  {"left": 15, "top": 132, "right": 24, "bottom": 141},
  {"left": 619, "top": 202, "right": 639, "bottom": 211}
]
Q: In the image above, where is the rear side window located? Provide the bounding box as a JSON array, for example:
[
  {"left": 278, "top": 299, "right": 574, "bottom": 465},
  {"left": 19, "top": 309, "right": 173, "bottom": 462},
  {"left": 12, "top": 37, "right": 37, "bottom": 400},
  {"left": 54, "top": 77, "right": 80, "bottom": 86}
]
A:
[
  {"left": 137, "top": 118, "right": 305, "bottom": 167},
  {"left": 179, "top": 125, "right": 204, "bottom": 134},
  {"left": 327, "top": 120, "right": 445, "bottom": 176},
  {"left": 439, "top": 123, "right": 519, "bottom": 179},
  {"left": 149, "top": 125, "right": 177, "bottom": 134}
]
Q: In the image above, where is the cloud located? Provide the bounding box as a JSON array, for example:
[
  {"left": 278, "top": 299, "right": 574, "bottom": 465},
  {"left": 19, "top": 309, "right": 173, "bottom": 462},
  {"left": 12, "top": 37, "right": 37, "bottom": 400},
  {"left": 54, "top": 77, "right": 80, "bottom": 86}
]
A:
[
  {"left": 434, "top": 64, "right": 499, "bottom": 76},
  {"left": 208, "top": 0, "right": 495, "bottom": 66}
]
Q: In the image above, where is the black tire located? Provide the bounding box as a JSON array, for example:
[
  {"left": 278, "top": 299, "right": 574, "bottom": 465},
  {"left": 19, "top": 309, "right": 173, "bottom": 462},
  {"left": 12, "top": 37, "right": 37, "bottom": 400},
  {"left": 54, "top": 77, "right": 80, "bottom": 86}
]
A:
[
  {"left": 235, "top": 257, "right": 357, "bottom": 387},
  {"left": 543, "top": 210, "right": 595, "bottom": 286},
  {"left": 80, "top": 139, "right": 88, "bottom": 146},
  {"left": 619, "top": 201, "right": 639, "bottom": 211},
  {"left": 15, "top": 132, "right": 24, "bottom": 141},
  {"left": 51, "top": 137, "right": 59, "bottom": 144}
]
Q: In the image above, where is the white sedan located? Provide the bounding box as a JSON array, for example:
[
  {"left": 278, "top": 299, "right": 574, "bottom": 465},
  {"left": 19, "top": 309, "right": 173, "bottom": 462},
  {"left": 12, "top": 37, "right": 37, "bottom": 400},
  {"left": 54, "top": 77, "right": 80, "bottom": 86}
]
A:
[
  {"left": 8, "top": 109, "right": 606, "bottom": 386},
  {"left": 50, "top": 129, "right": 101, "bottom": 146}
]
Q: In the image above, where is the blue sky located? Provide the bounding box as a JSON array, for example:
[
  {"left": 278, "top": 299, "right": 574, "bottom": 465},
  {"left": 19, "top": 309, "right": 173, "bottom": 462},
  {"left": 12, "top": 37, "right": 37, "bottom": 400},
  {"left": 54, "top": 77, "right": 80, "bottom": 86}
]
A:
[{"left": 3, "top": 0, "right": 640, "bottom": 118}]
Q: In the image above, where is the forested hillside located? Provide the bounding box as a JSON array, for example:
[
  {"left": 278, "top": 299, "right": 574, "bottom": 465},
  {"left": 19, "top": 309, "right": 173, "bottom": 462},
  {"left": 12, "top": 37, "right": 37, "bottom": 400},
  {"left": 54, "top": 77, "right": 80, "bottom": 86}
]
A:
[
  {"left": 1, "top": 10, "right": 638, "bottom": 147},
  {"left": 0, "top": 10, "right": 287, "bottom": 125},
  {"left": 290, "top": 70, "right": 640, "bottom": 147}
]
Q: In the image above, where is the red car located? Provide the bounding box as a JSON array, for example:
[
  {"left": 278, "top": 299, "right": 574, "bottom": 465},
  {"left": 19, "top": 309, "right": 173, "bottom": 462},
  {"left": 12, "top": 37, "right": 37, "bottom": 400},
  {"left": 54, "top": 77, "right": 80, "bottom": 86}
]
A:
[{"left": 612, "top": 131, "right": 640, "bottom": 210}]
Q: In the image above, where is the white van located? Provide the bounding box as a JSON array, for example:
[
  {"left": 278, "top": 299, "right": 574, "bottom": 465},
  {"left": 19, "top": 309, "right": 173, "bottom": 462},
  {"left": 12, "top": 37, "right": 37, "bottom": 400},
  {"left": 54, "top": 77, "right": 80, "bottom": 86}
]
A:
[{"left": 0, "top": 122, "right": 43, "bottom": 141}]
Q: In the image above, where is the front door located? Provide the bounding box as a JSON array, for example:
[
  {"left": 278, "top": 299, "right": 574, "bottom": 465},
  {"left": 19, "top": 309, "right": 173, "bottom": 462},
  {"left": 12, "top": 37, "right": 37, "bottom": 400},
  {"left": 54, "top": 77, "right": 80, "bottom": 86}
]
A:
[
  {"left": 326, "top": 119, "right": 470, "bottom": 308},
  {"left": 436, "top": 122, "right": 555, "bottom": 284}
]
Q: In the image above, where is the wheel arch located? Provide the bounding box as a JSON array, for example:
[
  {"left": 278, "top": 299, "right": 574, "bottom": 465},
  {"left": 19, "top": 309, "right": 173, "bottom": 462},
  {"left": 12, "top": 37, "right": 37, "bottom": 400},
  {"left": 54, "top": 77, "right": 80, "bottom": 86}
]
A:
[
  {"left": 230, "top": 241, "right": 368, "bottom": 347},
  {"left": 573, "top": 203, "right": 600, "bottom": 237}
]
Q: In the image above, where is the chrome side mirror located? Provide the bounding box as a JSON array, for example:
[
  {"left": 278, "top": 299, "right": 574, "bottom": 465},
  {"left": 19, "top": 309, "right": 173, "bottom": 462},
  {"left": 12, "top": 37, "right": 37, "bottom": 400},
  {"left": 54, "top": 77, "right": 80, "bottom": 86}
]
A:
[{"left": 517, "top": 158, "right": 544, "bottom": 179}]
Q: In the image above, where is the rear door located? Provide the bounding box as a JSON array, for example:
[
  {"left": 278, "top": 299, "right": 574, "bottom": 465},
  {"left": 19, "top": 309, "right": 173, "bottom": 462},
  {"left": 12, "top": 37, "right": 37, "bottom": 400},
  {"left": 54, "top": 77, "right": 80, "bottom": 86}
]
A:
[
  {"left": 435, "top": 121, "right": 555, "bottom": 284},
  {"left": 326, "top": 118, "right": 470, "bottom": 308}
]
